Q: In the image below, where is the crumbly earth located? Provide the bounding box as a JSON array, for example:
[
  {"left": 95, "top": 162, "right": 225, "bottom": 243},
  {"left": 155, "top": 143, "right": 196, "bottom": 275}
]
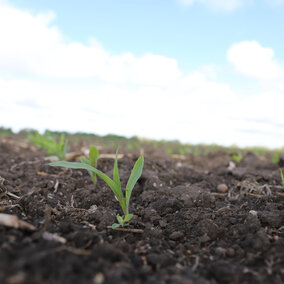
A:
[{"left": 0, "top": 135, "right": 284, "bottom": 284}]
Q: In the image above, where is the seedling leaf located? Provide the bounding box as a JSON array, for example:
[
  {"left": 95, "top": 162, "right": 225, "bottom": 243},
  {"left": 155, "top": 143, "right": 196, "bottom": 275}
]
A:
[
  {"left": 117, "top": 215, "right": 124, "bottom": 225},
  {"left": 125, "top": 156, "right": 144, "bottom": 209},
  {"left": 80, "top": 157, "right": 90, "bottom": 164},
  {"left": 124, "top": 214, "right": 133, "bottom": 222},
  {"left": 111, "top": 223, "right": 120, "bottom": 229},
  {"left": 58, "top": 134, "right": 68, "bottom": 160},
  {"left": 80, "top": 157, "right": 94, "bottom": 181},
  {"left": 89, "top": 146, "right": 99, "bottom": 167},
  {"left": 113, "top": 150, "right": 121, "bottom": 189},
  {"left": 280, "top": 168, "right": 284, "bottom": 187}
]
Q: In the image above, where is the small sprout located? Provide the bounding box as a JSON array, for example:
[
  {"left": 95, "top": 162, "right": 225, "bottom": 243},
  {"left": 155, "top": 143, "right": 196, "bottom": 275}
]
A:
[
  {"left": 80, "top": 146, "right": 99, "bottom": 185},
  {"left": 58, "top": 134, "right": 68, "bottom": 161},
  {"left": 29, "top": 131, "right": 68, "bottom": 160},
  {"left": 280, "top": 169, "right": 284, "bottom": 187},
  {"left": 272, "top": 153, "right": 280, "bottom": 164},
  {"left": 49, "top": 151, "right": 144, "bottom": 229},
  {"left": 232, "top": 153, "right": 242, "bottom": 163},
  {"left": 112, "top": 214, "right": 134, "bottom": 229}
]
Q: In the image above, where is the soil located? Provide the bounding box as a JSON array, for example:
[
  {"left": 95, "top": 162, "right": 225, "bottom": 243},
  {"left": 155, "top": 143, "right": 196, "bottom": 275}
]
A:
[{"left": 0, "top": 135, "right": 284, "bottom": 284}]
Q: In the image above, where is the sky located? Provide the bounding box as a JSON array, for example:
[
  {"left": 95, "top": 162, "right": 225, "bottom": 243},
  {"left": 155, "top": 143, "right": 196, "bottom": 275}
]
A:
[{"left": 1, "top": 0, "right": 284, "bottom": 148}]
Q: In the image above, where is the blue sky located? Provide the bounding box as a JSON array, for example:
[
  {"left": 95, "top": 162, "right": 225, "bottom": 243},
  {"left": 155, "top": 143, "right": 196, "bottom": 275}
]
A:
[{"left": 1, "top": 0, "right": 284, "bottom": 147}]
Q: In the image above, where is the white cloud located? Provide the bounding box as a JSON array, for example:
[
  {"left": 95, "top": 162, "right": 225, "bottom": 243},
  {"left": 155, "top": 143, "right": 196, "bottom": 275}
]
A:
[
  {"left": 227, "top": 41, "right": 284, "bottom": 80},
  {"left": 1, "top": 2, "right": 284, "bottom": 148},
  {"left": 227, "top": 41, "right": 284, "bottom": 95},
  {"left": 0, "top": 3, "right": 180, "bottom": 87},
  {"left": 179, "top": 0, "right": 244, "bottom": 11}
]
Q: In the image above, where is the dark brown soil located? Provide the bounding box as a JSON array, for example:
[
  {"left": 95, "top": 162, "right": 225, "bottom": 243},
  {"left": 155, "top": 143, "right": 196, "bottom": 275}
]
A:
[{"left": 0, "top": 136, "right": 284, "bottom": 284}]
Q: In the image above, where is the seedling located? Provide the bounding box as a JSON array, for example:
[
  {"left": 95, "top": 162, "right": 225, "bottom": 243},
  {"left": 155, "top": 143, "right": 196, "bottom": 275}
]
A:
[
  {"left": 80, "top": 146, "right": 99, "bottom": 185},
  {"left": 49, "top": 151, "right": 144, "bottom": 228},
  {"left": 232, "top": 153, "right": 242, "bottom": 163},
  {"left": 272, "top": 153, "right": 280, "bottom": 164},
  {"left": 280, "top": 169, "right": 284, "bottom": 187},
  {"left": 29, "top": 131, "right": 68, "bottom": 160}
]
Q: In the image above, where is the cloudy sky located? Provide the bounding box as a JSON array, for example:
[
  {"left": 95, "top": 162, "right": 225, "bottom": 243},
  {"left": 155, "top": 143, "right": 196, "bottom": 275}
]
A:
[{"left": 1, "top": 0, "right": 284, "bottom": 148}]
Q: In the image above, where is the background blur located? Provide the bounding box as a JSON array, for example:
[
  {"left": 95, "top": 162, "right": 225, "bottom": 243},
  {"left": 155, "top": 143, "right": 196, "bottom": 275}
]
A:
[{"left": 1, "top": 0, "right": 284, "bottom": 148}]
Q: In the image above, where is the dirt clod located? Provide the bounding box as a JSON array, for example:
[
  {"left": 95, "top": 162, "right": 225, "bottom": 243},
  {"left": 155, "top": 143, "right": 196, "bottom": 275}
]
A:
[{"left": 169, "top": 231, "right": 184, "bottom": 240}]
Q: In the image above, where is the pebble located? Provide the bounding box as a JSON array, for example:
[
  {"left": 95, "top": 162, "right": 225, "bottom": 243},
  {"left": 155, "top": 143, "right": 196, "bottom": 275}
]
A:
[
  {"left": 169, "top": 231, "right": 184, "bottom": 240},
  {"left": 93, "top": 273, "right": 104, "bottom": 284},
  {"left": 215, "top": 247, "right": 226, "bottom": 256},
  {"left": 249, "top": 210, "right": 258, "bottom": 216},
  {"left": 227, "top": 161, "right": 236, "bottom": 171},
  {"left": 217, "top": 184, "right": 228, "bottom": 193}
]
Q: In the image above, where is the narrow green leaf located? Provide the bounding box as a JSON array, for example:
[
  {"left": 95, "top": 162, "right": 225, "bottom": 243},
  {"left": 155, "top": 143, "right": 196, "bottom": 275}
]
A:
[
  {"left": 124, "top": 214, "right": 133, "bottom": 222},
  {"left": 59, "top": 134, "right": 68, "bottom": 160},
  {"left": 125, "top": 156, "right": 144, "bottom": 210},
  {"left": 89, "top": 146, "right": 99, "bottom": 167},
  {"left": 80, "top": 157, "right": 93, "bottom": 181},
  {"left": 59, "top": 134, "right": 65, "bottom": 148},
  {"left": 280, "top": 169, "right": 284, "bottom": 186},
  {"left": 49, "top": 161, "right": 126, "bottom": 213},
  {"left": 113, "top": 150, "right": 121, "bottom": 189},
  {"left": 111, "top": 223, "right": 120, "bottom": 229}
]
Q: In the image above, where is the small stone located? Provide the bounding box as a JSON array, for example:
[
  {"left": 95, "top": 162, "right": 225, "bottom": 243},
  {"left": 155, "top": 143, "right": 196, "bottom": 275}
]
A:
[
  {"left": 176, "top": 162, "right": 182, "bottom": 168},
  {"left": 93, "top": 273, "right": 104, "bottom": 284},
  {"left": 227, "top": 161, "right": 236, "bottom": 171},
  {"left": 217, "top": 184, "right": 228, "bottom": 193},
  {"left": 169, "top": 231, "right": 184, "bottom": 240},
  {"left": 249, "top": 210, "right": 258, "bottom": 216},
  {"left": 88, "top": 205, "right": 98, "bottom": 213},
  {"left": 215, "top": 247, "right": 226, "bottom": 256}
]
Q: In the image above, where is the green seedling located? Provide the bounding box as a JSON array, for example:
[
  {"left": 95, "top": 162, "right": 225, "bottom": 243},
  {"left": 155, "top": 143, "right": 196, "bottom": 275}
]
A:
[
  {"left": 272, "top": 153, "right": 280, "bottom": 164},
  {"left": 280, "top": 169, "right": 284, "bottom": 187},
  {"left": 232, "top": 153, "right": 242, "bottom": 163},
  {"left": 49, "top": 151, "right": 144, "bottom": 229},
  {"left": 112, "top": 214, "right": 134, "bottom": 229},
  {"left": 58, "top": 134, "right": 68, "bottom": 160},
  {"left": 29, "top": 131, "right": 68, "bottom": 160},
  {"left": 80, "top": 146, "right": 99, "bottom": 185}
]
